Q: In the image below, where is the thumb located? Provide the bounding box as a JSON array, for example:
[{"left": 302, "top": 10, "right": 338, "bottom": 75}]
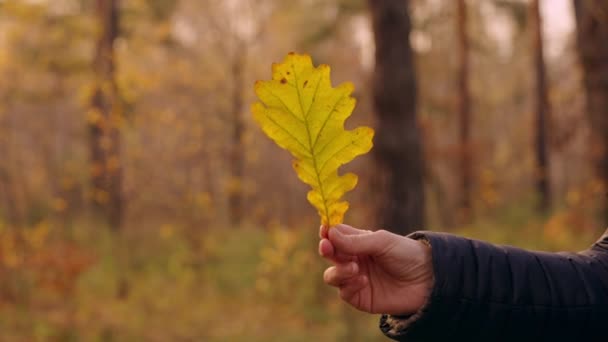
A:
[{"left": 329, "top": 226, "right": 392, "bottom": 256}]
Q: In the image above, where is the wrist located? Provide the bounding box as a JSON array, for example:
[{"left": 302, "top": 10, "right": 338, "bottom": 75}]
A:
[
  {"left": 386, "top": 238, "right": 434, "bottom": 318},
  {"left": 412, "top": 238, "right": 434, "bottom": 312},
  {"left": 379, "top": 236, "right": 435, "bottom": 338}
]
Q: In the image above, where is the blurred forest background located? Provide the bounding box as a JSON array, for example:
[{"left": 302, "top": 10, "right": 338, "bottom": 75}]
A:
[{"left": 0, "top": 0, "right": 607, "bottom": 340}]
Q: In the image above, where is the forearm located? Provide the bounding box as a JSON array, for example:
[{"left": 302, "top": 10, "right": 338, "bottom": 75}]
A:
[{"left": 381, "top": 231, "right": 608, "bottom": 341}]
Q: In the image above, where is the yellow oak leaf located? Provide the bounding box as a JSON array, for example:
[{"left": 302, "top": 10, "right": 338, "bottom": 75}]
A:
[{"left": 252, "top": 53, "right": 374, "bottom": 227}]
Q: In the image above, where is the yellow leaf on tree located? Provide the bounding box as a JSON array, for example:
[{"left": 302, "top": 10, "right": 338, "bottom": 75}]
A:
[{"left": 252, "top": 53, "right": 374, "bottom": 227}]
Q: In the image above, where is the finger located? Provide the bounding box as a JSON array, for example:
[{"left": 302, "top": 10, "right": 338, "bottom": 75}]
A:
[
  {"left": 322, "top": 224, "right": 364, "bottom": 239},
  {"left": 319, "top": 225, "right": 329, "bottom": 239},
  {"left": 334, "top": 224, "right": 372, "bottom": 236},
  {"left": 329, "top": 228, "right": 395, "bottom": 256},
  {"left": 323, "top": 262, "right": 359, "bottom": 287},
  {"left": 323, "top": 263, "right": 358, "bottom": 287},
  {"left": 319, "top": 238, "right": 333, "bottom": 258},
  {"left": 319, "top": 239, "right": 357, "bottom": 263},
  {"left": 339, "top": 275, "right": 368, "bottom": 303}
]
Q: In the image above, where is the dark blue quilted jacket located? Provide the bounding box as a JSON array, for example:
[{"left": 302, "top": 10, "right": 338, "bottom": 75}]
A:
[{"left": 380, "top": 229, "right": 608, "bottom": 341}]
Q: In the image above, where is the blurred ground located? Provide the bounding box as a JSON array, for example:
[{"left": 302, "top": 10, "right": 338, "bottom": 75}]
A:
[{"left": 0, "top": 203, "right": 598, "bottom": 341}]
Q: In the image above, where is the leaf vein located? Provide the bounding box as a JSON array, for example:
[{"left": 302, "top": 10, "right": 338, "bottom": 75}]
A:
[
  {"left": 318, "top": 139, "right": 359, "bottom": 174},
  {"left": 263, "top": 112, "right": 311, "bottom": 157},
  {"left": 265, "top": 88, "right": 306, "bottom": 124},
  {"left": 312, "top": 94, "right": 347, "bottom": 150},
  {"left": 293, "top": 63, "right": 331, "bottom": 222}
]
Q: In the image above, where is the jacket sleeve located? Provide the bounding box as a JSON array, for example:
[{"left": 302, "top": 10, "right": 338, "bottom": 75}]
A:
[{"left": 379, "top": 229, "right": 608, "bottom": 342}]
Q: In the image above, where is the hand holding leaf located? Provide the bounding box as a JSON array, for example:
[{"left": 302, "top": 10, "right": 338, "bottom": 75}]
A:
[{"left": 252, "top": 53, "right": 374, "bottom": 227}]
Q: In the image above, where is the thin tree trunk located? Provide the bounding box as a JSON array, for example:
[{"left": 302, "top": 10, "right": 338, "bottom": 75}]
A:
[
  {"left": 457, "top": 0, "right": 472, "bottom": 222},
  {"left": 368, "top": 0, "right": 425, "bottom": 235},
  {"left": 531, "top": 0, "right": 551, "bottom": 212},
  {"left": 573, "top": 0, "right": 608, "bottom": 225},
  {"left": 228, "top": 42, "right": 246, "bottom": 226},
  {"left": 89, "top": 0, "right": 123, "bottom": 229},
  {"left": 0, "top": 99, "right": 24, "bottom": 227},
  {"left": 0, "top": 111, "right": 19, "bottom": 226}
]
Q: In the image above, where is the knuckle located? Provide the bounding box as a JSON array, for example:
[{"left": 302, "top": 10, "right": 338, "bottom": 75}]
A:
[
  {"left": 338, "top": 264, "right": 351, "bottom": 276},
  {"left": 375, "top": 229, "right": 387, "bottom": 235},
  {"left": 374, "top": 229, "right": 391, "bottom": 240},
  {"left": 374, "top": 229, "right": 398, "bottom": 253}
]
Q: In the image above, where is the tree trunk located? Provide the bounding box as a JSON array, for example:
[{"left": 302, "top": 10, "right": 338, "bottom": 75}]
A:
[
  {"left": 89, "top": 0, "right": 123, "bottom": 229},
  {"left": 530, "top": 0, "right": 551, "bottom": 213},
  {"left": 573, "top": 0, "right": 608, "bottom": 225},
  {"left": 0, "top": 111, "right": 20, "bottom": 227},
  {"left": 228, "top": 42, "right": 246, "bottom": 226},
  {"left": 0, "top": 95, "right": 26, "bottom": 227},
  {"left": 457, "top": 0, "right": 472, "bottom": 222},
  {"left": 368, "top": 0, "right": 425, "bottom": 235}
]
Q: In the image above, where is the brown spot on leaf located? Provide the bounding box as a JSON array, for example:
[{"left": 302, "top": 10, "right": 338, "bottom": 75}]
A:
[
  {"left": 280, "top": 78, "right": 287, "bottom": 84},
  {"left": 303, "top": 80, "right": 308, "bottom": 88},
  {"left": 286, "top": 71, "right": 290, "bottom": 75}
]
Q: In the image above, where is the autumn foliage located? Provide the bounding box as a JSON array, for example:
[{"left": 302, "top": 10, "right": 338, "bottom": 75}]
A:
[{"left": 0, "top": 0, "right": 606, "bottom": 340}]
